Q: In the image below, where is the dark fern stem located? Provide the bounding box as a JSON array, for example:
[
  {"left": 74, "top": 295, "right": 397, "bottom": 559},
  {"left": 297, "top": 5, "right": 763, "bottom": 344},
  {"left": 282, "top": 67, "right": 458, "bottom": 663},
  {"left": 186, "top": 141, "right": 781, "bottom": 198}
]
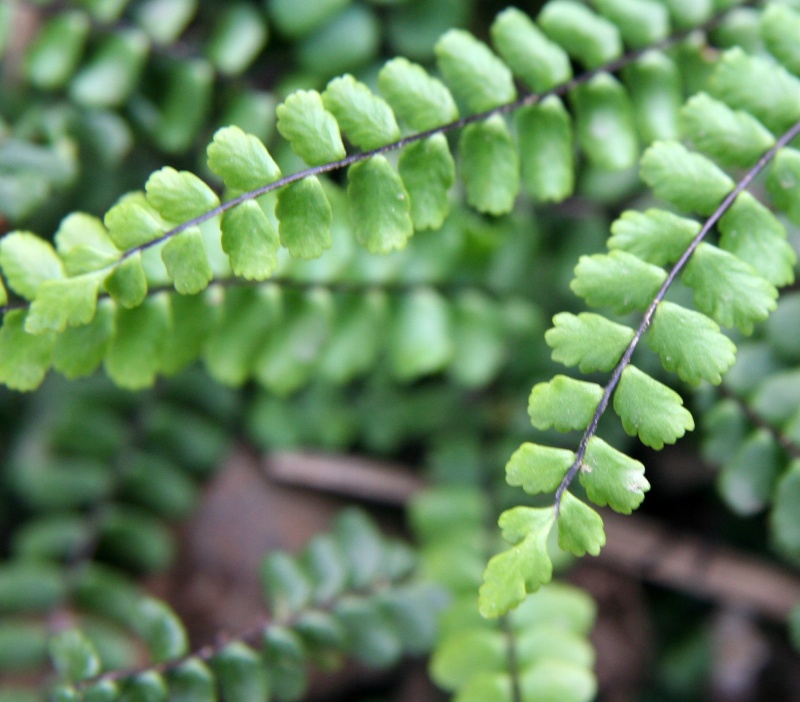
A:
[{"left": 553, "top": 116, "right": 800, "bottom": 514}]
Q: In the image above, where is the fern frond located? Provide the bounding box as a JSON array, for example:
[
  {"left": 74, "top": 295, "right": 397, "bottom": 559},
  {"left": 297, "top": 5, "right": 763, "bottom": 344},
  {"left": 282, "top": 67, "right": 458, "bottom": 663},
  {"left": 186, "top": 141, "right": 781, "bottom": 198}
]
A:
[
  {"left": 481, "top": 34, "right": 800, "bottom": 616},
  {"left": 3, "top": 504, "right": 441, "bottom": 702},
  {"left": 0, "top": 1, "right": 761, "bottom": 392},
  {"left": 412, "top": 487, "right": 598, "bottom": 702}
]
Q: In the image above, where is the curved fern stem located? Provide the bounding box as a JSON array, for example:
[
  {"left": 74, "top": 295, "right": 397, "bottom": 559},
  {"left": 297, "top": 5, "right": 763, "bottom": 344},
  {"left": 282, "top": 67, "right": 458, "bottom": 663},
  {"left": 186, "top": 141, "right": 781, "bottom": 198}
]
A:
[{"left": 554, "top": 115, "right": 800, "bottom": 514}]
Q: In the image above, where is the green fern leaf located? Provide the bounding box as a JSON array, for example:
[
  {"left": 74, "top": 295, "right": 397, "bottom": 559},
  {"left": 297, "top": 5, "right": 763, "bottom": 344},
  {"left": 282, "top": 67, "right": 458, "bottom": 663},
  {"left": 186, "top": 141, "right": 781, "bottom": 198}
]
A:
[
  {"left": 760, "top": 4, "right": 800, "bottom": 76},
  {"left": 390, "top": 288, "right": 452, "bottom": 380},
  {"left": 52, "top": 302, "right": 114, "bottom": 379},
  {"left": 104, "top": 199, "right": 165, "bottom": 250},
  {"left": 377, "top": 57, "right": 459, "bottom": 132},
  {"left": 479, "top": 506, "right": 555, "bottom": 618},
  {"left": 623, "top": 51, "right": 682, "bottom": 142},
  {"left": 571, "top": 250, "right": 667, "bottom": 314},
  {"left": 0, "top": 311, "right": 53, "bottom": 391},
  {"left": 771, "top": 461, "right": 800, "bottom": 559},
  {"left": 104, "top": 297, "right": 170, "bottom": 389},
  {"left": 206, "top": 4, "right": 268, "bottom": 76},
  {"left": 275, "top": 176, "right": 332, "bottom": 259},
  {"left": 0, "top": 278, "right": 5, "bottom": 307},
  {"left": 593, "top": 0, "right": 669, "bottom": 48},
  {"left": 54, "top": 213, "right": 120, "bottom": 275},
  {"left": 49, "top": 629, "right": 100, "bottom": 682},
  {"left": 135, "top": 598, "right": 188, "bottom": 663},
  {"left": 490, "top": 7, "right": 572, "bottom": 92},
  {"left": 766, "top": 147, "right": 800, "bottom": 226},
  {"left": 516, "top": 96, "right": 574, "bottom": 202},
  {"left": 683, "top": 242, "right": 778, "bottom": 334},
  {"left": 546, "top": 312, "right": 634, "bottom": 373},
  {"left": 434, "top": 29, "right": 516, "bottom": 113},
  {"left": 580, "top": 436, "right": 649, "bottom": 514},
  {"left": 449, "top": 291, "right": 506, "bottom": 387},
  {"left": 431, "top": 629, "right": 506, "bottom": 692},
  {"left": 203, "top": 287, "right": 279, "bottom": 386},
  {"left": 718, "top": 191, "right": 796, "bottom": 287},
  {"left": 317, "top": 291, "right": 387, "bottom": 384},
  {"left": 104, "top": 253, "right": 148, "bottom": 308},
  {"left": 267, "top": 0, "right": 348, "bottom": 38},
  {"left": 253, "top": 290, "right": 332, "bottom": 396},
  {"left": 665, "top": 0, "right": 714, "bottom": 27},
  {"left": 519, "top": 660, "right": 596, "bottom": 702},
  {"left": 710, "top": 47, "right": 800, "bottom": 133},
  {"left": 24, "top": 12, "right": 89, "bottom": 89},
  {"left": 717, "top": 429, "right": 782, "bottom": 516},
  {"left": 211, "top": 642, "right": 270, "bottom": 702},
  {"left": 167, "top": 659, "right": 215, "bottom": 702},
  {"left": 81, "top": 680, "right": 119, "bottom": 702},
  {"left": 639, "top": 140, "right": 734, "bottom": 215},
  {"left": 538, "top": 0, "right": 622, "bottom": 69},
  {"left": 528, "top": 375, "right": 604, "bottom": 432},
  {"left": 25, "top": 275, "right": 100, "bottom": 334},
  {"left": 221, "top": 200, "right": 279, "bottom": 280},
  {"left": 348, "top": 155, "right": 413, "bottom": 253},
  {"left": 613, "top": 365, "right": 694, "bottom": 449},
  {"left": 646, "top": 301, "right": 736, "bottom": 385},
  {"left": 261, "top": 552, "right": 313, "bottom": 619},
  {"left": 608, "top": 208, "right": 700, "bottom": 266},
  {"left": 121, "top": 671, "right": 168, "bottom": 702},
  {"left": 145, "top": 167, "right": 220, "bottom": 224},
  {"left": 69, "top": 29, "right": 149, "bottom": 108},
  {"left": 557, "top": 491, "right": 605, "bottom": 557},
  {"left": 161, "top": 226, "right": 213, "bottom": 295},
  {"left": 276, "top": 89, "right": 346, "bottom": 166},
  {"left": 207, "top": 125, "right": 281, "bottom": 192},
  {"left": 397, "top": 134, "right": 455, "bottom": 230},
  {"left": 460, "top": 115, "right": 520, "bottom": 215},
  {"left": 321, "top": 74, "right": 401, "bottom": 151},
  {"left": 452, "top": 674, "right": 512, "bottom": 702},
  {"left": 681, "top": 92, "right": 775, "bottom": 168},
  {"left": 0, "top": 232, "right": 64, "bottom": 300},
  {"left": 506, "top": 443, "right": 574, "bottom": 495},
  {"left": 572, "top": 73, "right": 638, "bottom": 171}
]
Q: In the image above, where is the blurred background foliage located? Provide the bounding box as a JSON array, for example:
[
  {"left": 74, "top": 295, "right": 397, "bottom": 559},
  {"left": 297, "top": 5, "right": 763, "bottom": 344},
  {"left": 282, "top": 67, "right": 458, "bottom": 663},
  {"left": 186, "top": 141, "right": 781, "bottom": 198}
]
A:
[{"left": 2, "top": 0, "right": 800, "bottom": 701}]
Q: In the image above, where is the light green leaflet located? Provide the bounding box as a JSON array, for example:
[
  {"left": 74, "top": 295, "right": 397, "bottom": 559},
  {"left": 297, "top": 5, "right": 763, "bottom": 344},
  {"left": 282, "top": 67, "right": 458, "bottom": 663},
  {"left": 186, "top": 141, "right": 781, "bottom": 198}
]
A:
[
  {"left": 571, "top": 250, "right": 666, "bottom": 313},
  {"left": 460, "top": 115, "right": 519, "bottom": 215},
  {"left": 434, "top": 29, "right": 516, "bottom": 114},
  {"left": 613, "top": 365, "right": 695, "bottom": 449},
  {"left": 145, "top": 167, "right": 220, "bottom": 223},
  {"left": 321, "top": 75, "right": 400, "bottom": 151},
  {"left": 479, "top": 507, "right": 554, "bottom": 618},
  {"left": 528, "top": 376, "right": 603, "bottom": 432},
  {"left": 506, "top": 443, "right": 574, "bottom": 495},
  {"left": 640, "top": 141, "right": 734, "bottom": 215},
  {"left": 207, "top": 126, "right": 281, "bottom": 192},
  {"left": 546, "top": 312, "right": 634, "bottom": 373},
  {"left": 221, "top": 201, "right": 279, "bottom": 280},
  {"left": 683, "top": 242, "right": 777, "bottom": 335},
  {"left": 646, "top": 301, "right": 736, "bottom": 385},
  {"left": 347, "top": 155, "right": 413, "bottom": 254},
  {"left": 0, "top": 232, "right": 64, "bottom": 300},
  {"left": 556, "top": 492, "right": 605, "bottom": 557},
  {"left": 276, "top": 90, "right": 346, "bottom": 166}
]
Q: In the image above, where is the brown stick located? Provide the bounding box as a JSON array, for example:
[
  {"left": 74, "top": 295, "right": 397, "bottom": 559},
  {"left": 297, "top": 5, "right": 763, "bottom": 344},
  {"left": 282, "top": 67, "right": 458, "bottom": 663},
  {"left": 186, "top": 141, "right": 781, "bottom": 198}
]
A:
[{"left": 263, "top": 451, "right": 800, "bottom": 622}]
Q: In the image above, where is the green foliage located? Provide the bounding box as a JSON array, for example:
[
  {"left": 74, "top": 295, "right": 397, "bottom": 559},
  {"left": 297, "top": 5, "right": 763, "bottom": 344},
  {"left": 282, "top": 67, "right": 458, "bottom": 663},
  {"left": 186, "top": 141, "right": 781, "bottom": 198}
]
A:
[{"left": 3, "top": 0, "right": 800, "bottom": 699}]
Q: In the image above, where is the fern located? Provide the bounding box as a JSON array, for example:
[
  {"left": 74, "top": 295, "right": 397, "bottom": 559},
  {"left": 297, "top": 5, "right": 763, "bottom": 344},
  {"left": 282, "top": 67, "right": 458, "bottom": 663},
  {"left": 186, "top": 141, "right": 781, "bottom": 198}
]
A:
[
  {"left": 3, "top": 0, "right": 800, "bottom": 699},
  {"left": 482, "top": 43, "right": 800, "bottom": 615}
]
